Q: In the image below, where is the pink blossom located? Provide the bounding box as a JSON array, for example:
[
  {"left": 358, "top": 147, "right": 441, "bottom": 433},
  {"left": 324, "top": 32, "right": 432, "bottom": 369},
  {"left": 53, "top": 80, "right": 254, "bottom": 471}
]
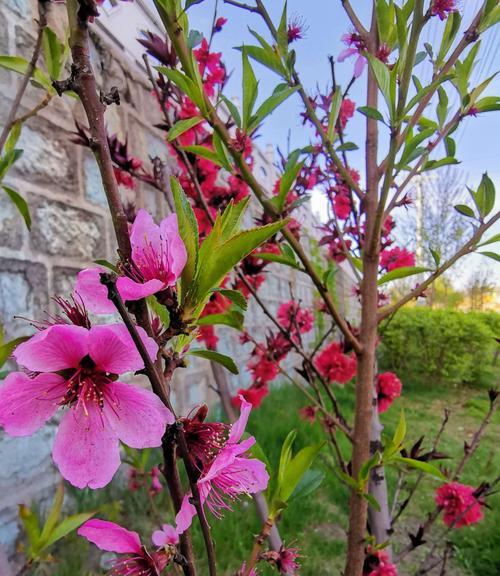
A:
[
  {"left": 364, "top": 549, "right": 398, "bottom": 576},
  {"left": 213, "top": 16, "right": 227, "bottom": 32},
  {"left": 152, "top": 524, "right": 179, "bottom": 547},
  {"left": 76, "top": 209, "right": 187, "bottom": 314},
  {"left": 333, "top": 193, "right": 352, "bottom": 220},
  {"left": 315, "top": 341, "right": 357, "bottom": 384},
  {"left": 266, "top": 545, "right": 301, "bottom": 575},
  {"left": 247, "top": 353, "right": 280, "bottom": 384},
  {"left": 299, "top": 405, "right": 318, "bottom": 423},
  {"left": 339, "top": 98, "right": 356, "bottom": 129},
  {"left": 0, "top": 323, "right": 174, "bottom": 488},
  {"left": 175, "top": 398, "right": 269, "bottom": 533},
  {"left": 435, "top": 482, "right": 484, "bottom": 528},
  {"left": 338, "top": 33, "right": 367, "bottom": 78},
  {"left": 78, "top": 519, "right": 170, "bottom": 575},
  {"left": 376, "top": 372, "right": 402, "bottom": 413},
  {"left": 431, "top": 0, "right": 457, "bottom": 20},
  {"left": 232, "top": 384, "right": 269, "bottom": 409},
  {"left": 237, "top": 563, "right": 258, "bottom": 576},
  {"left": 380, "top": 247, "right": 415, "bottom": 272},
  {"left": 277, "top": 301, "right": 314, "bottom": 334}
]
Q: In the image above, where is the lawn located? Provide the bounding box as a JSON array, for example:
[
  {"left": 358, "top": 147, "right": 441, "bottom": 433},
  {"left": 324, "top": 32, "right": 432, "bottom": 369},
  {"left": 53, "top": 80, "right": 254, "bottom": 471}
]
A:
[{"left": 41, "top": 377, "right": 499, "bottom": 576}]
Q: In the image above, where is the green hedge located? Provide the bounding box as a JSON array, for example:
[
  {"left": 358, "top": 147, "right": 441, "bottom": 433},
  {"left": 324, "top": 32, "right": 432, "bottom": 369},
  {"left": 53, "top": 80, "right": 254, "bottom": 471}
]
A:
[{"left": 379, "top": 308, "right": 499, "bottom": 387}]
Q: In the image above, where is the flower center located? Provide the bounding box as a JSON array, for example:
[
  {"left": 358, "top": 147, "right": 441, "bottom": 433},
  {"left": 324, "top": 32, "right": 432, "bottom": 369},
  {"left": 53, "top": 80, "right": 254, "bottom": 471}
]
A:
[{"left": 61, "top": 355, "right": 115, "bottom": 414}]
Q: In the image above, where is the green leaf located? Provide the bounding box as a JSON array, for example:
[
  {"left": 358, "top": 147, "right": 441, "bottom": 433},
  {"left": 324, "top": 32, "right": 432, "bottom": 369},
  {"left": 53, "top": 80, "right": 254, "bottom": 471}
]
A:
[
  {"left": 156, "top": 67, "right": 204, "bottom": 109},
  {"left": 238, "top": 44, "right": 286, "bottom": 78},
  {"left": 180, "top": 145, "right": 226, "bottom": 168},
  {"left": 249, "top": 85, "right": 298, "bottom": 132},
  {"left": 187, "top": 349, "right": 239, "bottom": 374},
  {"left": 220, "top": 197, "right": 250, "bottom": 241},
  {"left": 422, "top": 157, "right": 459, "bottom": 171},
  {"left": 167, "top": 116, "right": 204, "bottom": 141},
  {"left": 187, "top": 29, "right": 204, "bottom": 49},
  {"left": 214, "top": 288, "right": 248, "bottom": 311},
  {"left": 42, "top": 27, "right": 64, "bottom": 79},
  {"left": 212, "top": 131, "right": 232, "bottom": 172},
  {"left": 241, "top": 49, "right": 259, "bottom": 130},
  {"left": 436, "top": 11, "right": 461, "bottom": 67},
  {"left": 475, "top": 172, "right": 495, "bottom": 217},
  {"left": 392, "top": 456, "right": 447, "bottom": 481},
  {"left": 336, "top": 142, "right": 359, "bottom": 152},
  {"left": 363, "top": 492, "right": 381, "bottom": 512},
  {"left": 0, "top": 56, "right": 54, "bottom": 92},
  {"left": 327, "top": 89, "right": 342, "bottom": 140},
  {"left": 359, "top": 452, "right": 382, "bottom": 485},
  {"left": 392, "top": 409, "right": 406, "bottom": 448},
  {"left": 277, "top": 160, "right": 304, "bottom": 211},
  {"left": 366, "top": 54, "right": 393, "bottom": 117},
  {"left": 289, "top": 469, "right": 325, "bottom": 502},
  {"left": 170, "top": 177, "right": 199, "bottom": 302},
  {"left": 41, "top": 512, "right": 95, "bottom": 551},
  {"left": 0, "top": 148, "right": 23, "bottom": 179},
  {"left": 278, "top": 430, "right": 297, "bottom": 488},
  {"left": 189, "top": 219, "right": 288, "bottom": 309},
  {"left": 220, "top": 95, "right": 242, "bottom": 128},
  {"left": 279, "top": 442, "right": 324, "bottom": 503},
  {"left": 4, "top": 122, "right": 21, "bottom": 154},
  {"left": 256, "top": 248, "right": 300, "bottom": 270},
  {"left": 436, "top": 87, "right": 448, "bottom": 127},
  {"left": 94, "top": 259, "right": 119, "bottom": 273},
  {"left": 477, "top": 233, "right": 500, "bottom": 248},
  {"left": 430, "top": 248, "right": 441, "bottom": 267},
  {"left": 195, "top": 310, "right": 244, "bottom": 330},
  {"left": 2, "top": 185, "right": 31, "bottom": 229},
  {"left": 479, "top": 251, "right": 500, "bottom": 262},
  {"left": 276, "top": 1, "right": 289, "bottom": 56},
  {"left": 378, "top": 266, "right": 430, "bottom": 285},
  {"left": 0, "top": 334, "right": 29, "bottom": 368},
  {"left": 146, "top": 296, "right": 170, "bottom": 329},
  {"left": 454, "top": 204, "right": 476, "bottom": 218},
  {"left": 40, "top": 483, "right": 64, "bottom": 545},
  {"left": 18, "top": 505, "right": 41, "bottom": 556},
  {"left": 358, "top": 106, "right": 385, "bottom": 122}
]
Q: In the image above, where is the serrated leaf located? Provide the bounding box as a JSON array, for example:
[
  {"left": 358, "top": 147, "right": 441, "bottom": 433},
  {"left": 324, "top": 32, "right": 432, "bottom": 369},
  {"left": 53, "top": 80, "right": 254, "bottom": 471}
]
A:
[
  {"left": 214, "top": 288, "right": 247, "bottom": 311},
  {"left": 277, "top": 160, "right": 304, "bottom": 211},
  {"left": 378, "top": 266, "right": 430, "bottom": 285},
  {"left": 242, "top": 49, "right": 258, "bottom": 130},
  {"left": 237, "top": 44, "right": 286, "bottom": 78},
  {"left": 170, "top": 177, "right": 199, "bottom": 302},
  {"left": 187, "top": 349, "right": 239, "bottom": 374},
  {"left": 256, "top": 249, "right": 300, "bottom": 270},
  {"left": 2, "top": 185, "right": 31, "bottom": 229},
  {"left": 167, "top": 116, "right": 204, "bottom": 142},
  {"left": 249, "top": 85, "right": 298, "bottom": 133}
]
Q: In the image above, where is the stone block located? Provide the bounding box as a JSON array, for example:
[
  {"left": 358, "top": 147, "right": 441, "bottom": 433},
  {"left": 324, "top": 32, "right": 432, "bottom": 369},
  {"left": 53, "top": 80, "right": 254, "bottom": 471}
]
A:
[
  {"left": 3, "top": 0, "right": 31, "bottom": 18},
  {"left": 29, "top": 196, "right": 105, "bottom": 260},
  {"left": 83, "top": 152, "right": 108, "bottom": 207},
  {"left": 13, "top": 119, "right": 78, "bottom": 194},
  {"left": 53, "top": 266, "right": 81, "bottom": 296},
  {"left": 0, "top": 258, "right": 48, "bottom": 338},
  {"left": 0, "top": 192, "right": 24, "bottom": 249}
]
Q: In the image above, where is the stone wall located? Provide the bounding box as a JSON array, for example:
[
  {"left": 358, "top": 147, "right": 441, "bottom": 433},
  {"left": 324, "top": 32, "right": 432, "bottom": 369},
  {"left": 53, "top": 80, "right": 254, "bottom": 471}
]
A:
[{"left": 0, "top": 0, "right": 358, "bottom": 566}]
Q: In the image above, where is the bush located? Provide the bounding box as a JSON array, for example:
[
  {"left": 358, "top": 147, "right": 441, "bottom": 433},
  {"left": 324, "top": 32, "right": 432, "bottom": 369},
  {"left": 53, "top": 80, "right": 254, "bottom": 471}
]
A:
[{"left": 378, "top": 308, "right": 498, "bottom": 387}]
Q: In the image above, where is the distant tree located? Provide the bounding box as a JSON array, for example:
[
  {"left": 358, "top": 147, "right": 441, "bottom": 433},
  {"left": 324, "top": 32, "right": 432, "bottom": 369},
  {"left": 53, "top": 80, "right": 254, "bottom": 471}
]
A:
[{"left": 465, "top": 267, "right": 496, "bottom": 311}]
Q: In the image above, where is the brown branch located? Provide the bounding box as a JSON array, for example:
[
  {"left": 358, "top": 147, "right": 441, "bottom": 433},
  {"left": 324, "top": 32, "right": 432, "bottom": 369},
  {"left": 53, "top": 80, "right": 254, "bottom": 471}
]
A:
[
  {"left": 177, "top": 424, "right": 218, "bottom": 576},
  {"left": 341, "top": 0, "right": 369, "bottom": 38},
  {"left": 243, "top": 516, "right": 275, "bottom": 576},
  {"left": 378, "top": 212, "right": 500, "bottom": 321},
  {"left": 0, "top": 1, "right": 47, "bottom": 153}
]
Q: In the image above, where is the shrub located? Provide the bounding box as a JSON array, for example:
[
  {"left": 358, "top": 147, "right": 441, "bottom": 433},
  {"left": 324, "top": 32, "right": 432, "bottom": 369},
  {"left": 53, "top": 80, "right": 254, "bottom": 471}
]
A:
[{"left": 378, "top": 308, "right": 498, "bottom": 387}]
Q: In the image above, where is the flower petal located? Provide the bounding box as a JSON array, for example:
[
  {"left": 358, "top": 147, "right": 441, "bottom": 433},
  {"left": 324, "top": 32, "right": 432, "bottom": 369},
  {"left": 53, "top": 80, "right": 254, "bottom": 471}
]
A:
[
  {"left": 88, "top": 323, "right": 158, "bottom": 374},
  {"left": 130, "top": 209, "right": 161, "bottom": 263},
  {"left": 0, "top": 372, "right": 66, "bottom": 436},
  {"left": 160, "top": 214, "right": 187, "bottom": 284},
  {"left": 116, "top": 276, "right": 165, "bottom": 301},
  {"left": 14, "top": 325, "right": 89, "bottom": 372},
  {"left": 52, "top": 404, "right": 120, "bottom": 489},
  {"left": 228, "top": 396, "right": 251, "bottom": 444},
  {"left": 175, "top": 495, "right": 197, "bottom": 535},
  {"left": 337, "top": 47, "right": 357, "bottom": 62},
  {"left": 103, "top": 381, "right": 174, "bottom": 448},
  {"left": 354, "top": 55, "right": 367, "bottom": 78},
  {"left": 75, "top": 268, "right": 116, "bottom": 314},
  {"left": 152, "top": 524, "right": 179, "bottom": 547},
  {"left": 78, "top": 519, "right": 142, "bottom": 554}
]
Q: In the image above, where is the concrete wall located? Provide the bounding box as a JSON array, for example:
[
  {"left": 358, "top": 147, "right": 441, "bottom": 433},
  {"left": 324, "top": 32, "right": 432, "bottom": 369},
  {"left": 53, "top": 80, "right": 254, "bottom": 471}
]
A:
[{"left": 0, "top": 0, "right": 358, "bottom": 565}]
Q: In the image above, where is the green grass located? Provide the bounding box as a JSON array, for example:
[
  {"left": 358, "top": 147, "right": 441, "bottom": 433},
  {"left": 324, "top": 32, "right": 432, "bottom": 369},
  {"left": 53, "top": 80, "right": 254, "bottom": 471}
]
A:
[{"left": 38, "top": 380, "right": 499, "bottom": 576}]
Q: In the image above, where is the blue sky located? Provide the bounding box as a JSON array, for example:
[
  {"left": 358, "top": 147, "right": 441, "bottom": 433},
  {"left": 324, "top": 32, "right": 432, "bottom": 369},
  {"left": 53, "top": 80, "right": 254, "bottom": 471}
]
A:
[{"left": 178, "top": 1, "right": 500, "bottom": 284}]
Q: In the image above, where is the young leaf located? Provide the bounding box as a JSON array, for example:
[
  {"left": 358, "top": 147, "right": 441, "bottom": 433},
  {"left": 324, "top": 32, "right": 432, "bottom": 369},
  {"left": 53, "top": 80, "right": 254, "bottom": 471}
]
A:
[
  {"left": 249, "top": 85, "right": 298, "bottom": 132},
  {"left": 430, "top": 248, "right": 441, "bottom": 267},
  {"left": 195, "top": 310, "right": 244, "bottom": 330},
  {"left": 366, "top": 54, "right": 393, "bottom": 117},
  {"left": 238, "top": 44, "right": 286, "bottom": 78},
  {"left": 40, "top": 483, "right": 64, "bottom": 545},
  {"left": 288, "top": 469, "right": 325, "bottom": 502},
  {"left": 180, "top": 145, "right": 226, "bottom": 168},
  {"left": 242, "top": 49, "right": 259, "bottom": 130},
  {"left": 0, "top": 334, "right": 29, "bottom": 368},
  {"left": 327, "top": 89, "right": 342, "bottom": 140},
  {"left": 41, "top": 512, "right": 95, "bottom": 551},
  {"left": 146, "top": 296, "right": 171, "bottom": 329},
  {"left": 220, "top": 95, "right": 242, "bottom": 128},
  {"left": 479, "top": 251, "right": 500, "bottom": 262},
  {"left": 378, "top": 266, "right": 430, "bottom": 285},
  {"left": 392, "top": 456, "right": 447, "bottom": 481},
  {"left": 18, "top": 505, "right": 41, "bottom": 556},
  {"left": 167, "top": 116, "right": 204, "bottom": 141},
  {"left": 474, "top": 172, "right": 495, "bottom": 217},
  {"left": 42, "top": 27, "right": 64, "bottom": 79},
  {"left": 279, "top": 442, "right": 324, "bottom": 503},
  {"left": 4, "top": 122, "right": 21, "bottom": 153},
  {"left": 187, "top": 349, "right": 239, "bottom": 374},
  {"left": 436, "top": 86, "right": 448, "bottom": 127},
  {"left": 170, "top": 177, "right": 199, "bottom": 301},
  {"left": 2, "top": 185, "right": 31, "bottom": 229},
  {"left": 363, "top": 492, "right": 382, "bottom": 512},
  {"left": 357, "top": 106, "right": 385, "bottom": 122},
  {"left": 213, "top": 288, "right": 248, "bottom": 311},
  {"left": 454, "top": 204, "right": 476, "bottom": 218},
  {"left": 278, "top": 430, "right": 298, "bottom": 488},
  {"left": 212, "top": 131, "right": 233, "bottom": 172}
]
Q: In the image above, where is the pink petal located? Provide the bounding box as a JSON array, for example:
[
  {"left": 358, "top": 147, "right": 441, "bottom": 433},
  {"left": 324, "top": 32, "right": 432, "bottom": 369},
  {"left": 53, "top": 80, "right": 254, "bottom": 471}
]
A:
[
  {"left": 175, "top": 495, "right": 197, "bottom": 535},
  {"left": 14, "top": 325, "right": 89, "bottom": 372},
  {"left": 130, "top": 209, "right": 161, "bottom": 263},
  {"left": 103, "top": 381, "right": 174, "bottom": 448},
  {"left": 160, "top": 214, "right": 187, "bottom": 283},
  {"left": 75, "top": 268, "right": 116, "bottom": 314},
  {"left": 88, "top": 323, "right": 158, "bottom": 374},
  {"left": 116, "top": 276, "right": 165, "bottom": 301},
  {"left": 78, "top": 519, "right": 142, "bottom": 554},
  {"left": 152, "top": 524, "right": 179, "bottom": 547},
  {"left": 228, "top": 396, "right": 251, "bottom": 444},
  {"left": 52, "top": 404, "right": 121, "bottom": 489},
  {"left": 0, "top": 372, "right": 66, "bottom": 436},
  {"left": 338, "top": 47, "right": 357, "bottom": 62},
  {"left": 354, "top": 55, "right": 367, "bottom": 78}
]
